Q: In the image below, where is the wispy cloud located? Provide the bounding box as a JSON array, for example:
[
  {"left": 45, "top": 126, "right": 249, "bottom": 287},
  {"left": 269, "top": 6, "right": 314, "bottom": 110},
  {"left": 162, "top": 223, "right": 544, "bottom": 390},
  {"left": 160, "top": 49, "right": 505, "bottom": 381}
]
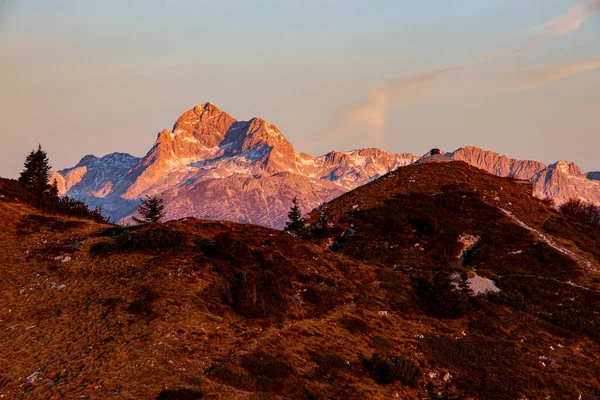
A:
[
  {"left": 512, "top": 59, "right": 600, "bottom": 89},
  {"left": 337, "top": 0, "right": 600, "bottom": 146},
  {"left": 542, "top": 0, "right": 600, "bottom": 37}
]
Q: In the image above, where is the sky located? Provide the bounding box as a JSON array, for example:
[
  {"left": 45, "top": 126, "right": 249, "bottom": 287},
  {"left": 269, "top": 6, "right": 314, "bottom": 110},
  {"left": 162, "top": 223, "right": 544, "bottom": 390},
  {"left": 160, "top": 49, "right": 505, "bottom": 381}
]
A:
[{"left": 0, "top": 0, "right": 599, "bottom": 177}]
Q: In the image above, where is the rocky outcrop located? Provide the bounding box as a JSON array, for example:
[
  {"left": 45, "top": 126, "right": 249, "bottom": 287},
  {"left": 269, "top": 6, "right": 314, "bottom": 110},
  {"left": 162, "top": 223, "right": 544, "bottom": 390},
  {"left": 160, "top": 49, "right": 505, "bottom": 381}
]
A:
[
  {"left": 56, "top": 103, "right": 416, "bottom": 228},
  {"left": 450, "top": 147, "right": 600, "bottom": 206},
  {"left": 53, "top": 104, "right": 598, "bottom": 227},
  {"left": 451, "top": 146, "right": 546, "bottom": 180}
]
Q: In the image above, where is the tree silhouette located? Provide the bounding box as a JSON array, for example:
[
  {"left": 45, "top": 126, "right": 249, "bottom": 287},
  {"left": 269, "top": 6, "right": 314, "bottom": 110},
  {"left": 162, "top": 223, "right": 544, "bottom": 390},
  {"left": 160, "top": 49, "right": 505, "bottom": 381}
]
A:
[
  {"left": 18, "top": 144, "right": 58, "bottom": 203},
  {"left": 285, "top": 197, "right": 303, "bottom": 232},
  {"left": 133, "top": 195, "right": 165, "bottom": 224}
]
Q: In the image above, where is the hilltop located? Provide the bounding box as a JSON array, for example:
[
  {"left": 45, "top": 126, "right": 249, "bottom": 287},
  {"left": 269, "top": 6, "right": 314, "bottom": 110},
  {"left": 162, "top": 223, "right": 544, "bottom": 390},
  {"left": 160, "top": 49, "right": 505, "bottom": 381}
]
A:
[{"left": 1, "top": 161, "right": 600, "bottom": 399}]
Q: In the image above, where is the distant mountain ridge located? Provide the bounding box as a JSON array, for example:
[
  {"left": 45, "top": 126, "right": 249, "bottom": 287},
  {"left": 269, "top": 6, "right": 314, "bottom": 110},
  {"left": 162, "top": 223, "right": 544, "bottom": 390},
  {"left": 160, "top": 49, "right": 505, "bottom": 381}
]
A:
[
  {"left": 450, "top": 146, "right": 600, "bottom": 206},
  {"left": 51, "top": 103, "right": 600, "bottom": 227},
  {"left": 52, "top": 103, "right": 417, "bottom": 228}
]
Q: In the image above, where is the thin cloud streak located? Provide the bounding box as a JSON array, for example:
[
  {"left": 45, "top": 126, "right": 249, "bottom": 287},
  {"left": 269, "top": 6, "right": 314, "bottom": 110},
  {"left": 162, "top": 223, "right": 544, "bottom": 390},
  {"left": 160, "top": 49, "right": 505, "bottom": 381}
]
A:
[{"left": 335, "top": 0, "right": 600, "bottom": 146}]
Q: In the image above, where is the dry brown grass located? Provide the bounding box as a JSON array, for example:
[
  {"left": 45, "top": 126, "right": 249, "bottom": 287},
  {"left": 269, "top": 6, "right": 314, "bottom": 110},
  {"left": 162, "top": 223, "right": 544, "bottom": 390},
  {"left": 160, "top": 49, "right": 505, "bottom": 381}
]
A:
[{"left": 1, "top": 163, "right": 599, "bottom": 398}]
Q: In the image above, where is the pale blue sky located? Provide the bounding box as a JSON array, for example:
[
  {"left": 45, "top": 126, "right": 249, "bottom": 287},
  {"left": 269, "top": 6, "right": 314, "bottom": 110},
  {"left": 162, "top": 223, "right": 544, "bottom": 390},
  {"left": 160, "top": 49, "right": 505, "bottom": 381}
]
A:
[{"left": 1, "top": 0, "right": 599, "bottom": 177}]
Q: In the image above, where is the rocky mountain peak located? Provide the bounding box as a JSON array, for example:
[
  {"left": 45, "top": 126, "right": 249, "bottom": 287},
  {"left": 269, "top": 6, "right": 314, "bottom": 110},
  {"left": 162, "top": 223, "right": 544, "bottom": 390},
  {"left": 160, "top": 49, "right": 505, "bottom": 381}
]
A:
[
  {"left": 173, "top": 102, "right": 222, "bottom": 127},
  {"left": 549, "top": 160, "right": 583, "bottom": 176},
  {"left": 195, "top": 101, "right": 220, "bottom": 114},
  {"left": 172, "top": 103, "right": 234, "bottom": 140}
]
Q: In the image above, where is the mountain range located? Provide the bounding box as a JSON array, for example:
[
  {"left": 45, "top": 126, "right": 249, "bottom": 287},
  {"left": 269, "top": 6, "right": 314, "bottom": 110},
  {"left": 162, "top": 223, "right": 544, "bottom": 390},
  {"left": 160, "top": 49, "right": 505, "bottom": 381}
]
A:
[{"left": 51, "top": 103, "right": 600, "bottom": 228}]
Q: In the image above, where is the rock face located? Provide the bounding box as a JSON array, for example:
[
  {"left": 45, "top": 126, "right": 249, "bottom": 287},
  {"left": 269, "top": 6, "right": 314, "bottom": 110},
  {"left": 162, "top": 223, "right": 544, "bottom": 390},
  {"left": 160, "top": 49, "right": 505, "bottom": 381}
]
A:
[
  {"left": 55, "top": 103, "right": 417, "bottom": 228},
  {"left": 451, "top": 146, "right": 546, "bottom": 180},
  {"left": 450, "top": 146, "right": 600, "bottom": 206},
  {"left": 54, "top": 104, "right": 598, "bottom": 227}
]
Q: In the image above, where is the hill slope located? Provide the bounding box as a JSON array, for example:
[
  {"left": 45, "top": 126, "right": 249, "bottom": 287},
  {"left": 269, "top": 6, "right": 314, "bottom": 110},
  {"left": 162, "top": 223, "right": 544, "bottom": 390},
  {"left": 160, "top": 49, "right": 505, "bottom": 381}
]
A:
[{"left": 3, "top": 161, "right": 600, "bottom": 399}]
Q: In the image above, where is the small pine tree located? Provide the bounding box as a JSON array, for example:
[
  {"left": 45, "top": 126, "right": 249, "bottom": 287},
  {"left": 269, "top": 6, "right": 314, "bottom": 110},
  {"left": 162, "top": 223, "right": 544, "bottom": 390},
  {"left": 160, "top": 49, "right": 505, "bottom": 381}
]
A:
[
  {"left": 18, "top": 144, "right": 58, "bottom": 203},
  {"left": 285, "top": 197, "right": 303, "bottom": 232},
  {"left": 133, "top": 195, "right": 165, "bottom": 224}
]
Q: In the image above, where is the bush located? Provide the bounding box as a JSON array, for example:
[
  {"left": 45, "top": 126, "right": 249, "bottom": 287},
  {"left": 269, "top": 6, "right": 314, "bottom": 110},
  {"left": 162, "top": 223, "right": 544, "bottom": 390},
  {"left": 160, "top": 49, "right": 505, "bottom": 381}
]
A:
[
  {"left": 229, "top": 264, "right": 289, "bottom": 319},
  {"left": 339, "top": 315, "right": 371, "bottom": 335},
  {"left": 369, "top": 335, "right": 395, "bottom": 351},
  {"left": 17, "top": 214, "right": 85, "bottom": 234},
  {"left": 90, "top": 227, "right": 187, "bottom": 256},
  {"left": 309, "top": 350, "right": 349, "bottom": 378},
  {"left": 52, "top": 196, "right": 110, "bottom": 223},
  {"left": 126, "top": 287, "right": 158, "bottom": 316},
  {"left": 0, "top": 178, "right": 43, "bottom": 207},
  {"left": 487, "top": 291, "right": 528, "bottom": 311},
  {"left": 540, "top": 196, "right": 555, "bottom": 207},
  {"left": 89, "top": 240, "right": 118, "bottom": 258},
  {"left": 209, "top": 351, "right": 296, "bottom": 393},
  {"left": 123, "top": 227, "right": 186, "bottom": 251},
  {"left": 211, "top": 233, "right": 295, "bottom": 320},
  {"left": 414, "top": 271, "right": 472, "bottom": 319},
  {"left": 156, "top": 388, "right": 203, "bottom": 400},
  {"left": 193, "top": 236, "right": 215, "bottom": 252},
  {"left": 543, "top": 310, "right": 600, "bottom": 339},
  {"left": 96, "top": 226, "right": 133, "bottom": 237},
  {"left": 559, "top": 198, "right": 600, "bottom": 226},
  {"left": 301, "top": 281, "right": 342, "bottom": 316},
  {"left": 241, "top": 351, "right": 295, "bottom": 380},
  {"left": 360, "top": 353, "right": 421, "bottom": 386}
]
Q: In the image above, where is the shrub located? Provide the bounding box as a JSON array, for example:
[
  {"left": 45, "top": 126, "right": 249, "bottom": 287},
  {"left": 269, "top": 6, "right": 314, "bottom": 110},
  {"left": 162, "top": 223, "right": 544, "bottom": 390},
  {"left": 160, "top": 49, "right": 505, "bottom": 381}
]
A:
[
  {"left": 360, "top": 353, "right": 421, "bottom": 386},
  {"left": 309, "top": 350, "right": 349, "bottom": 378},
  {"left": 211, "top": 233, "right": 294, "bottom": 320},
  {"left": 97, "top": 226, "right": 131, "bottom": 237},
  {"left": 53, "top": 196, "right": 110, "bottom": 223},
  {"left": 369, "top": 335, "right": 395, "bottom": 351},
  {"left": 126, "top": 287, "right": 158, "bottom": 316},
  {"left": 414, "top": 271, "right": 472, "bottom": 319},
  {"left": 123, "top": 227, "right": 186, "bottom": 251},
  {"left": 229, "top": 265, "right": 290, "bottom": 319},
  {"left": 91, "top": 227, "right": 186, "bottom": 256},
  {"left": 543, "top": 310, "right": 600, "bottom": 339},
  {"left": 339, "top": 315, "right": 371, "bottom": 335},
  {"left": 156, "top": 388, "right": 203, "bottom": 400},
  {"left": 205, "top": 364, "right": 254, "bottom": 391},
  {"left": 0, "top": 178, "right": 43, "bottom": 207},
  {"left": 540, "top": 196, "right": 555, "bottom": 207},
  {"left": 559, "top": 197, "right": 600, "bottom": 226},
  {"left": 409, "top": 216, "right": 437, "bottom": 236},
  {"left": 193, "top": 236, "right": 215, "bottom": 252},
  {"left": 487, "top": 291, "right": 528, "bottom": 311},
  {"left": 89, "top": 240, "right": 118, "bottom": 258},
  {"left": 208, "top": 351, "right": 296, "bottom": 393},
  {"left": 302, "top": 282, "right": 341, "bottom": 316},
  {"left": 241, "top": 351, "right": 295, "bottom": 380}
]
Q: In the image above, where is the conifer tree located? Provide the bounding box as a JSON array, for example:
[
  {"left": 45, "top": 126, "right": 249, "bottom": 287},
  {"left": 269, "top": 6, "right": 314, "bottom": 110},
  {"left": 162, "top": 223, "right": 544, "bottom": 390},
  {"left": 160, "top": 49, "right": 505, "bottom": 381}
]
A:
[
  {"left": 285, "top": 197, "right": 303, "bottom": 232},
  {"left": 133, "top": 195, "right": 165, "bottom": 224},
  {"left": 18, "top": 144, "right": 58, "bottom": 203}
]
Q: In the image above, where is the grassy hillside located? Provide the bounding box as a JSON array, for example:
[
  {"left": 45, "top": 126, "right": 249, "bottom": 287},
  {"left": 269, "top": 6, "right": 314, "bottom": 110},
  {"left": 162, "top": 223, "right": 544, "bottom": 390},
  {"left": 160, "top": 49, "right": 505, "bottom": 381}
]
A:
[{"left": 1, "top": 163, "right": 599, "bottom": 399}]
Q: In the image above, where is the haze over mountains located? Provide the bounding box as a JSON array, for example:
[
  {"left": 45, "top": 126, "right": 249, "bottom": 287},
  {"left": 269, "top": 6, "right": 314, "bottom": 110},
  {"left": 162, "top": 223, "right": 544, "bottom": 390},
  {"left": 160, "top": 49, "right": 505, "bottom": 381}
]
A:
[{"left": 51, "top": 103, "right": 600, "bottom": 228}]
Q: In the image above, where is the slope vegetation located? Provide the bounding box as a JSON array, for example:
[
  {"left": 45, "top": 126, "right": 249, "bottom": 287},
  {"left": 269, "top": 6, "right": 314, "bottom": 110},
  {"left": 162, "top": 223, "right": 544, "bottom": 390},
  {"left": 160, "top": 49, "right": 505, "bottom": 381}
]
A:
[{"left": 1, "top": 163, "right": 600, "bottom": 399}]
